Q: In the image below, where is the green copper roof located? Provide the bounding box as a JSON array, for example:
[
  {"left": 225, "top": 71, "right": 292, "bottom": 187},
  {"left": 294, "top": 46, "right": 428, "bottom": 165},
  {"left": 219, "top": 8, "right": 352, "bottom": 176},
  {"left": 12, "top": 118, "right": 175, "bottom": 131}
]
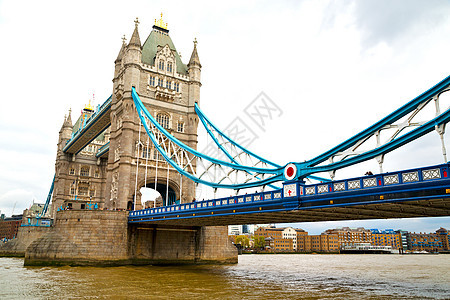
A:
[{"left": 142, "top": 27, "right": 188, "bottom": 75}]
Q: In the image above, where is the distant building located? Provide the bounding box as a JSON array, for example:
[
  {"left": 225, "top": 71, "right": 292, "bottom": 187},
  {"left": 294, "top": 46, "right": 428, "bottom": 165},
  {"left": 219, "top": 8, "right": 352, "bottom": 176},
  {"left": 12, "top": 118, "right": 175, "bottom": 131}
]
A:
[
  {"left": 436, "top": 227, "right": 449, "bottom": 251},
  {"left": 408, "top": 230, "right": 445, "bottom": 252},
  {"left": 229, "top": 224, "right": 255, "bottom": 236},
  {"left": 0, "top": 215, "right": 22, "bottom": 240},
  {"left": 228, "top": 225, "right": 242, "bottom": 236},
  {"left": 255, "top": 226, "right": 300, "bottom": 251},
  {"left": 370, "top": 229, "right": 402, "bottom": 250},
  {"left": 397, "top": 230, "right": 409, "bottom": 250},
  {"left": 254, "top": 226, "right": 338, "bottom": 252},
  {"left": 242, "top": 225, "right": 255, "bottom": 234},
  {"left": 296, "top": 232, "right": 339, "bottom": 252},
  {"left": 324, "top": 227, "right": 372, "bottom": 246}
]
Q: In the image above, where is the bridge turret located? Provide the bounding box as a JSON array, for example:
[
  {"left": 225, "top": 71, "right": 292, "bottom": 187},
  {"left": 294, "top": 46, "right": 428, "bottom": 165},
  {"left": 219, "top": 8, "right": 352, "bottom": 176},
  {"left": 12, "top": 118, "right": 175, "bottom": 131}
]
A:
[
  {"left": 123, "top": 17, "right": 142, "bottom": 92},
  {"left": 58, "top": 109, "right": 73, "bottom": 151},
  {"left": 114, "top": 35, "right": 126, "bottom": 79},
  {"left": 187, "top": 38, "right": 201, "bottom": 107},
  {"left": 105, "top": 15, "right": 200, "bottom": 210}
]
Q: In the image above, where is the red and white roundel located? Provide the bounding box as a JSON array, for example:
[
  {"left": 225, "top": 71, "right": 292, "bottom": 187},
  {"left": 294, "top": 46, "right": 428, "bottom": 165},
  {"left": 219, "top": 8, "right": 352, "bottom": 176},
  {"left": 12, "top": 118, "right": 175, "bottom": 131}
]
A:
[{"left": 284, "top": 163, "right": 297, "bottom": 181}]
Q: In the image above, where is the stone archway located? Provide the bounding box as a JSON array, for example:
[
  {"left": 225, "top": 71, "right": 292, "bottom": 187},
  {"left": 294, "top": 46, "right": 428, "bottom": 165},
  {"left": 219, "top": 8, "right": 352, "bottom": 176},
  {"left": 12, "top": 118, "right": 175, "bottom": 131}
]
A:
[{"left": 138, "top": 178, "right": 180, "bottom": 207}]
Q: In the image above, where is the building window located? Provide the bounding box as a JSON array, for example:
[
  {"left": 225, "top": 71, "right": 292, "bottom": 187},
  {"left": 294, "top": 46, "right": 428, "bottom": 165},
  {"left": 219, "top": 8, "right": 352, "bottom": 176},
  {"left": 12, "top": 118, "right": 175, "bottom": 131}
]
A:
[
  {"left": 80, "top": 166, "right": 90, "bottom": 177},
  {"left": 156, "top": 113, "right": 170, "bottom": 129},
  {"left": 70, "top": 186, "right": 76, "bottom": 195},
  {"left": 149, "top": 76, "right": 155, "bottom": 86},
  {"left": 167, "top": 62, "right": 173, "bottom": 73},
  {"left": 69, "top": 168, "right": 75, "bottom": 175},
  {"left": 78, "top": 184, "right": 89, "bottom": 196},
  {"left": 177, "top": 122, "right": 184, "bottom": 133},
  {"left": 94, "top": 170, "right": 99, "bottom": 178},
  {"left": 158, "top": 78, "right": 163, "bottom": 87},
  {"left": 159, "top": 60, "right": 165, "bottom": 71},
  {"left": 141, "top": 146, "right": 150, "bottom": 159},
  {"left": 166, "top": 80, "right": 172, "bottom": 90},
  {"left": 174, "top": 82, "right": 180, "bottom": 92},
  {"left": 89, "top": 189, "right": 95, "bottom": 197},
  {"left": 153, "top": 150, "right": 163, "bottom": 161}
]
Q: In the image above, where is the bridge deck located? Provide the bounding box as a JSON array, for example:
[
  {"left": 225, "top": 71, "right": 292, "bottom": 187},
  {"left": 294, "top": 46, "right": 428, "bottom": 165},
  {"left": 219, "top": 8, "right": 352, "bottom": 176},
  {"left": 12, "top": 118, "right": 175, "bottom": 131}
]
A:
[
  {"left": 129, "top": 163, "right": 450, "bottom": 226},
  {"left": 63, "top": 96, "right": 112, "bottom": 154}
]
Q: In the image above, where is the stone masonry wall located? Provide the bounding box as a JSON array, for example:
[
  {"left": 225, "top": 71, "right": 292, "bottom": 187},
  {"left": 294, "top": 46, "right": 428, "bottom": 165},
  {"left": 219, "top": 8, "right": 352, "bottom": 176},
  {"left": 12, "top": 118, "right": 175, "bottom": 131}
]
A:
[
  {"left": 0, "top": 226, "right": 51, "bottom": 257},
  {"left": 129, "top": 224, "right": 237, "bottom": 265},
  {"left": 25, "top": 210, "right": 129, "bottom": 266},
  {"left": 198, "top": 226, "right": 238, "bottom": 264},
  {"left": 25, "top": 210, "right": 237, "bottom": 266}
]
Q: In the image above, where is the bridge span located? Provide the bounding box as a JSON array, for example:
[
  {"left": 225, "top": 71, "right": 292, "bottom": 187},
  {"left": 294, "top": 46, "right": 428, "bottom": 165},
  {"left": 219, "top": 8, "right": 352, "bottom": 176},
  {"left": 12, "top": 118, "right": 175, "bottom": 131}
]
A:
[
  {"left": 20, "top": 18, "right": 450, "bottom": 267},
  {"left": 129, "top": 163, "right": 450, "bottom": 226}
]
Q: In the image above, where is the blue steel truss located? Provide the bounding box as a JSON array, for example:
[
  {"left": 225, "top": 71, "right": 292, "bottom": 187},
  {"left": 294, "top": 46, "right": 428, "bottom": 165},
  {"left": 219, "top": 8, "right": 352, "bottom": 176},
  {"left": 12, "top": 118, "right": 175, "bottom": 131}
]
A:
[
  {"left": 129, "top": 162, "right": 450, "bottom": 223},
  {"left": 36, "top": 174, "right": 55, "bottom": 219},
  {"left": 132, "top": 87, "right": 285, "bottom": 189},
  {"left": 63, "top": 95, "right": 112, "bottom": 154},
  {"left": 132, "top": 74, "right": 450, "bottom": 189},
  {"left": 298, "top": 75, "right": 450, "bottom": 178}
]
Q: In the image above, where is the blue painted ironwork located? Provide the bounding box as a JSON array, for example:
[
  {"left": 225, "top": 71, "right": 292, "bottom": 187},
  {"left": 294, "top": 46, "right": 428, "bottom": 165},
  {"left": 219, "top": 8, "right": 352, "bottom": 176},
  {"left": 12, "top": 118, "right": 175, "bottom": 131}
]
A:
[
  {"left": 131, "top": 74, "right": 450, "bottom": 189},
  {"left": 132, "top": 87, "right": 285, "bottom": 189},
  {"left": 36, "top": 174, "right": 55, "bottom": 219},
  {"left": 296, "top": 75, "right": 450, "bottom": 178},
  {"left": 129, "top": 162, "right": 450, "bottom": 223},
  {"left": 63, "top": 95, "right": 112, "bottom": 154},
  {"left": 195, "top": 103, "right": 281, "bottom": 168},
  {"left": 295, "top": 107, "right": 450, "bottom": 178},
  {"left": 96, "top": 141, "right": 110, "bottom": 158}
]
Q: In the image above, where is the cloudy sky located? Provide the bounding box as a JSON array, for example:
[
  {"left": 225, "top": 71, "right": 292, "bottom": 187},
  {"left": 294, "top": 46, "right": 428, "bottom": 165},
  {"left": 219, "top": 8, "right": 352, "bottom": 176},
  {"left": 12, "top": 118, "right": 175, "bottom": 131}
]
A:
[{"left": 1, "top": 0, "right": 450, "bottom": 233}]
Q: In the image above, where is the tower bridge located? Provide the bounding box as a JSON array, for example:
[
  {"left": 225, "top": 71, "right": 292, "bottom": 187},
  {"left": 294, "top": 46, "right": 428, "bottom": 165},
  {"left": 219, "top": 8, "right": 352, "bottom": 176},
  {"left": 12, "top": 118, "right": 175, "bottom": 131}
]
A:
[{"left": 6, "top": 15, "right": 450, "bottom": 266}]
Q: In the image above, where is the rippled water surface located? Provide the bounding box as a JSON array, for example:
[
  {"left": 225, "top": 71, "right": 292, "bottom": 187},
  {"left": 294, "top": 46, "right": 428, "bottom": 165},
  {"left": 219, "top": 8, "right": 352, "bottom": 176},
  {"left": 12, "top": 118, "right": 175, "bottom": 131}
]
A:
[{"left": 0, "top": 254, "right": 449, "bottom": 299}]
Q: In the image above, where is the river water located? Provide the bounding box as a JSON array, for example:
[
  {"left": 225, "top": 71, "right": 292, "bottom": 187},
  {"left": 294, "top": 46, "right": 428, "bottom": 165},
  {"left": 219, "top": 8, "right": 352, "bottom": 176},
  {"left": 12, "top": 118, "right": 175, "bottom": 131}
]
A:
[{"left": 0, "top": 254, "right": 449, "bottom": 299}]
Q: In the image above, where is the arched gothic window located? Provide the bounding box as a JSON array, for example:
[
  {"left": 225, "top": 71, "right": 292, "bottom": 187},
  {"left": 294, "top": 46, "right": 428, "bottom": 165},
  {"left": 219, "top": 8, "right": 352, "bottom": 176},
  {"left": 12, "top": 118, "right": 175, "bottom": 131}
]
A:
[{"left": 156, "top": 113, "right": 170, "bottom": 129}]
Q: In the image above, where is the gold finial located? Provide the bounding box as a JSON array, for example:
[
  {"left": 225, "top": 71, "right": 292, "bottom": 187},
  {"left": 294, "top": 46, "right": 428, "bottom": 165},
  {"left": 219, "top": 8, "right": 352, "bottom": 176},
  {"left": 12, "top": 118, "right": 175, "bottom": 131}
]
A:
[
  {"left": 134, "top": 17, "right": 140, "bottom": 28},
  {"left": 121, "top": 35, "right": 126, "bottom": 45},
  {"left": 84, "top": 99, "right": 94, "bottom": 112},
  {"left": 193, "top": 37, "right": 198, "bottom": 46},
  {"left": 154, "top": 12, "right": 168, "bottom": 29}
]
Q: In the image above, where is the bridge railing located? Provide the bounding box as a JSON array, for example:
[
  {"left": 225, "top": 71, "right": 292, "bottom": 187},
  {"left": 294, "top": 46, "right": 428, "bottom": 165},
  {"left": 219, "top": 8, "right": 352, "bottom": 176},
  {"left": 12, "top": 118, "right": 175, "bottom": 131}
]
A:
[
  {"left": 291, "top": 163, "right": 449, "bottom": 198},
  {"left": 129, "top": 162, "right": 450, "bottom": 219},
  {"left": 63, "top": 95, "right": 112, "bottom": 151},
  {"left": 129, "top": 189, "right": 284, "bottom": 217},
  {"left": 96, "top": 141, "right": 110, "bottom": 157}
]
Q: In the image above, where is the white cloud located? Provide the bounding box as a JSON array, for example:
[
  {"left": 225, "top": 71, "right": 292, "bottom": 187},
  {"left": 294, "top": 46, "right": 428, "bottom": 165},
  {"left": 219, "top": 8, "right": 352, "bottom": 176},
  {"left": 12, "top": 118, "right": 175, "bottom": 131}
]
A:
[{"left": 0, "top": 189, "right": 36, "bottom": 217}]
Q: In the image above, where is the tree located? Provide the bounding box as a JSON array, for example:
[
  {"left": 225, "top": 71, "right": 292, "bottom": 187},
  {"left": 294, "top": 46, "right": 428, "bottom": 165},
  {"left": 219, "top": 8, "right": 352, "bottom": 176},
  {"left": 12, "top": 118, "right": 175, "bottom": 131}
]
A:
[
  {"left": 235, "top": 235, "right": 250, "bottom": 248},
  {"left": 253, "top": 235, "right": 265, "bottom": 249}
]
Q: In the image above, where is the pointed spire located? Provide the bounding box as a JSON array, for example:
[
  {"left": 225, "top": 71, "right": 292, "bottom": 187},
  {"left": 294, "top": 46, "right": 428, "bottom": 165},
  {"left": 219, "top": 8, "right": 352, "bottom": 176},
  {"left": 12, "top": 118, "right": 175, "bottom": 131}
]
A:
[
  {"left": 115, "top": 35, "right": 126, "bottom": 62},
  {"left": 63, "top": 108, "right": 72, "bottom": 128},
  {"left": 188, "top": 38, "right": 201, "bottom": 68},
  {"left": 128, "top": 17, "right": 141, "bottom": 47}
]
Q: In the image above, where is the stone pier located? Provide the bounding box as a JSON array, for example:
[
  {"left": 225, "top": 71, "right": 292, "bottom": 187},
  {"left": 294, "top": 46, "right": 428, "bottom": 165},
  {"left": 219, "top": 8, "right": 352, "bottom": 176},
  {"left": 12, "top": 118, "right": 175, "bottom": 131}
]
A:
[
  {"left": 24, "top": 210, "right": 237, "bottom": 266},
  {"left": 0, "top": 226, "right": 51, "bottom": 257}
]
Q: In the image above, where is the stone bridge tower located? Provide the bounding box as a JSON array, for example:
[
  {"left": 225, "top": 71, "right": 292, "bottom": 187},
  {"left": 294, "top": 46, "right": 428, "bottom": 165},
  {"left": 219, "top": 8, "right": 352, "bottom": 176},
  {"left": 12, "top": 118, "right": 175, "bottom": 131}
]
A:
[{"left": 106, "top": 16, "right": 201, "bottom": 210}]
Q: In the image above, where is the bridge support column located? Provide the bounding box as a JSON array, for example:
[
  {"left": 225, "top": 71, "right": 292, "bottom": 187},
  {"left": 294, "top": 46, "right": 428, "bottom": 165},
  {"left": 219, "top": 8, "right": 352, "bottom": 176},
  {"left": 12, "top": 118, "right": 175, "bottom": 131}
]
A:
[
  {"left": 24, "top": 210, "right": 237, "bottom": 266},
  {"left": 129, "top": 224, "right": 237, "bottom": 265}
]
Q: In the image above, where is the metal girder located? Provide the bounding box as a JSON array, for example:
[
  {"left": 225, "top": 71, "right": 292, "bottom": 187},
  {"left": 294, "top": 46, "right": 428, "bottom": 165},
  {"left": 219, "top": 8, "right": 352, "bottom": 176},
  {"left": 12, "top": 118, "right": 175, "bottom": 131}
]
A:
[
  {"left": 294, "top": 76, "right": 450, "bottom": 179},
  {"left": 130, "top": 198, "right": 450, "bottom": 226},
  {"left": 131, "top": 87, "right": 284, "bottom": 190},
  {"left": 63, "top": 96, "right": 112, "bottom": 154}
]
